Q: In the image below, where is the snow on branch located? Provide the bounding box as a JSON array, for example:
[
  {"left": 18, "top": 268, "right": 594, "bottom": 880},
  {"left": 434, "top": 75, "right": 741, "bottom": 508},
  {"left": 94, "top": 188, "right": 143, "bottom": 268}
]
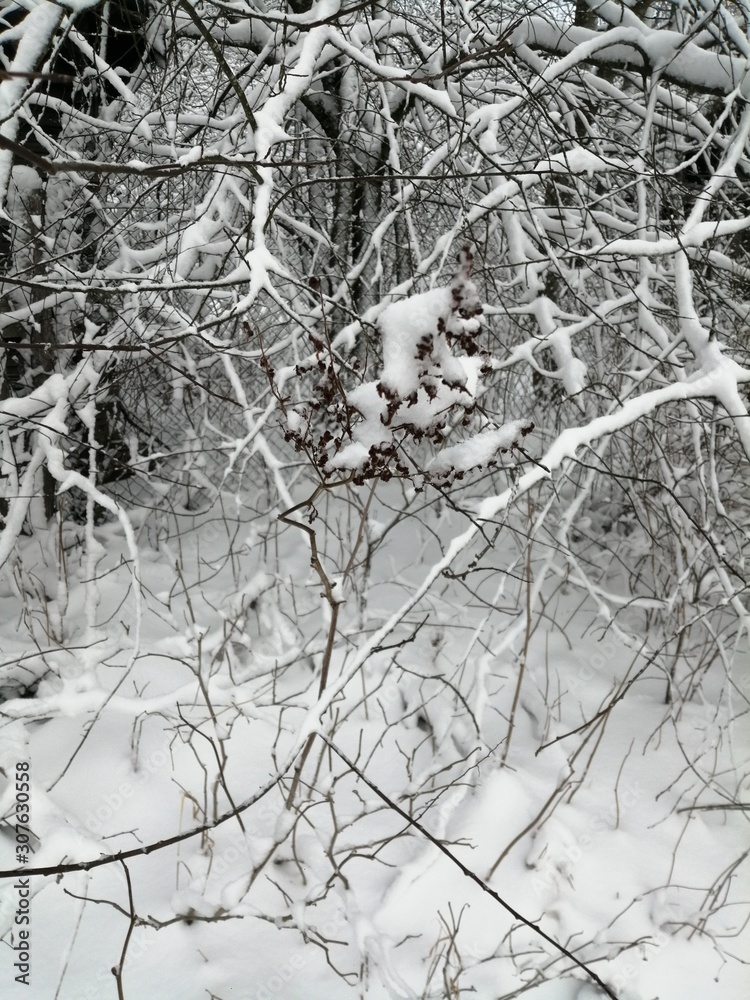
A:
[
  {"left": 294, "top": 247, "right": 533, "bottom": 484},
  {"left": 513, "top": 14, "right": 744, "bottom": 96},
  {"left": 0, "top": 2, "right": 64, "bottom": 207}
]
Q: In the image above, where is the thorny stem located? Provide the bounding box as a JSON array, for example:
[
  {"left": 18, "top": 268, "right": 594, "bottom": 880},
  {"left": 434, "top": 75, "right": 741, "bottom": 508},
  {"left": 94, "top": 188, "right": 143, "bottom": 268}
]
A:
[
  {"left": 278, "top": 477, "right": 352, "bottom": 807},
  {"left": 342, "top": 476, "right": 379, "bottom": 584},
  {"left": 501, "top": 493, "right": 534, "bottom": 766},
  {"left": 112, "top": 862, "right": 136, "bottom": 1000},
  {"left": 174, "top": 562, "right": 245, "bottom": 833}
]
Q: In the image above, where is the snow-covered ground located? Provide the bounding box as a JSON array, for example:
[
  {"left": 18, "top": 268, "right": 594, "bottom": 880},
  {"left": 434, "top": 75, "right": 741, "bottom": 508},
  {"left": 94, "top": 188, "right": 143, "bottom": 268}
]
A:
[{"left": 0, "top": 482, "right": 747, "bottom": 1000}]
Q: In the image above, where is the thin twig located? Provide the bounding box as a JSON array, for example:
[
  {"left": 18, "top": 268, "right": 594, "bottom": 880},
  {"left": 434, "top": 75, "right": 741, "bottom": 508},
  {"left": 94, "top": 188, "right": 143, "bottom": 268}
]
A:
[
  {"left": 322, "top": 737, "right": 619, "bottom": 1000},
  {"left": 279, "top": 478, "right": 351, "bottom": 807},
  {"left": 112, "top": 862, "right": 136, "bottom": 1000},
  {"left": 501, "top": 493, "right": 534, "bottom": 766},
  {"left": 0, "top": 764, "right": 292, "bottom": 880}
]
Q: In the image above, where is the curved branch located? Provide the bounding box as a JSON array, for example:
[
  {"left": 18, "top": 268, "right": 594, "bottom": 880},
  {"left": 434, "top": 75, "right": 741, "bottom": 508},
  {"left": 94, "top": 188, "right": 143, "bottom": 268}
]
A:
[
  {"left": 0, "top": 762, "right": 292, "bottom": 881},
  {"left": 512, "top": 15, "right": 744, "bottom": 95}
]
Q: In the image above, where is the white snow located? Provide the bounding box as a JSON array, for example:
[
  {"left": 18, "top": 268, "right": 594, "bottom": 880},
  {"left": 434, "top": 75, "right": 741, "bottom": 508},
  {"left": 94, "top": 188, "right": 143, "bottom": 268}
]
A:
[
  {"left": 429, "top": 420, "right": 531, "bottom": 474},
  {"left": 329, "top": 254, "right": 490, "bottom": 476}
]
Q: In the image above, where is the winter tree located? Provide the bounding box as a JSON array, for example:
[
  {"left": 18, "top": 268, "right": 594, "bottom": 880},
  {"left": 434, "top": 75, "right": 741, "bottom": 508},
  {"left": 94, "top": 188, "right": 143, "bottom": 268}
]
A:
[{"left": 0, "top": 2, "right": 747, "bottom": 998}]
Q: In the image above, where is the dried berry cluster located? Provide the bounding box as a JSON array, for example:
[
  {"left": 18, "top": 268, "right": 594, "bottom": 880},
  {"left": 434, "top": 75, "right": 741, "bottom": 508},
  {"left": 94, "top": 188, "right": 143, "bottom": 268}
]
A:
[
  {"left": 350, "top": 441, "right": 412, "bottom": 486},
  {"left": 441, "top": 314, "right": 486, "bottom": 357},
  {"left": 444, "top": 245, "right": 484, "bottom": 351},
  {"left": 278, "top": 330, "right": 355, "bottom": 469},
  {"left": 347, "top": 420, "right": 535, "bottom": 491},
  {"left": 272, "top": 248, "right": 533, "bottom": 488},
  {"left": 278, "top": 337, "right": 529, "bottom": 487}
]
